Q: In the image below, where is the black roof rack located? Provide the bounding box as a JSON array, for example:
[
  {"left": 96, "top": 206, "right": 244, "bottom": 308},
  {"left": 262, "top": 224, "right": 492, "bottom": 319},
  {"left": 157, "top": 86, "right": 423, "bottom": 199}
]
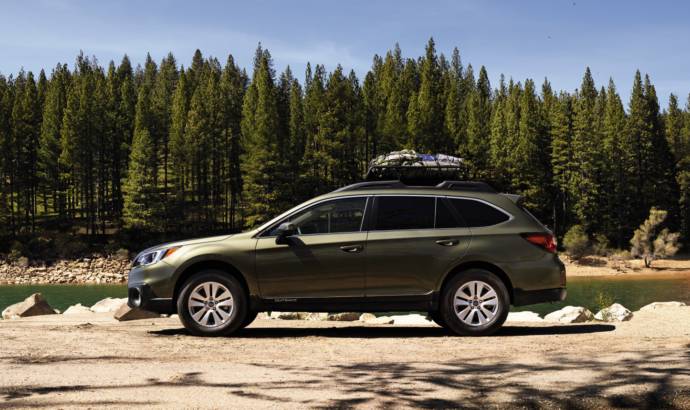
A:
[{"left": 334, "top": 180, "right": 496, "bottom": 193}]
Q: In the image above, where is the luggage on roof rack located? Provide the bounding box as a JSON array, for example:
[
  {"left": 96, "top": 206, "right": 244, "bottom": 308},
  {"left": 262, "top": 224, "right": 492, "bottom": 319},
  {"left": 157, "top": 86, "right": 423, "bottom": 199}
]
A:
[{"left": 366, "top": 150, "right": 466, "bottom": 183}]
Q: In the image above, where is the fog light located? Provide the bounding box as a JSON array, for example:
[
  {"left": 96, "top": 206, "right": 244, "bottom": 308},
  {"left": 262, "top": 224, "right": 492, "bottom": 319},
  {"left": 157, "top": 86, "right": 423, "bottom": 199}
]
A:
[{"left": 129, "top": 288, "right": 142, "bottom": 307}]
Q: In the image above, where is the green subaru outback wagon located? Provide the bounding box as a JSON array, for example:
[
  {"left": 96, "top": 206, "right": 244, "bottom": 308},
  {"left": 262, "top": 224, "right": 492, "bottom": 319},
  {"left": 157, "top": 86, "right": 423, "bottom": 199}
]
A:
[{"left": 127, "top": 180, "right": 566, "bottom": 336}]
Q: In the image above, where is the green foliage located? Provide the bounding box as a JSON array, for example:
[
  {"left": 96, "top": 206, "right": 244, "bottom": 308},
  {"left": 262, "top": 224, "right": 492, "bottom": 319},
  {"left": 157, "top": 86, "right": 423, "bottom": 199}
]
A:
[
  {"left": 630, "top": 208, "right": 680, "bottom": 267},
  {"left": 592, "top": 233, "right": 610, "bottom": 256},
  {"left": 0, "top": 41, "right": 689, "bottom": 256},
  {"left": 563, "top": 225, "right": 589, "bottom": 260}
]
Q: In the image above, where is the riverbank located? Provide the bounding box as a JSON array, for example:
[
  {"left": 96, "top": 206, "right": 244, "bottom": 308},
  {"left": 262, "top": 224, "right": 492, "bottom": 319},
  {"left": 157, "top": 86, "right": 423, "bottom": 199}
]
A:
[
  {"left": 0, "top": 257, "right": 129, "bottom": 285},
  {"left": 2, "top": 254, "right": 690, "bottom": 286},
  {"left": 1, "top": 306, "right": 689, "bottom": 408},
  {"left": 564, "top": 255, "right": 690, "bottom": 277}
]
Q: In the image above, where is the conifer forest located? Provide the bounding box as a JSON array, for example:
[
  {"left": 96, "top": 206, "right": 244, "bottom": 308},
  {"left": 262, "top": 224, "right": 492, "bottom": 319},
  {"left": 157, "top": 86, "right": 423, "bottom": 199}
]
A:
[{"left": 1, "top": 38, "right": 689, "bottom": 253}]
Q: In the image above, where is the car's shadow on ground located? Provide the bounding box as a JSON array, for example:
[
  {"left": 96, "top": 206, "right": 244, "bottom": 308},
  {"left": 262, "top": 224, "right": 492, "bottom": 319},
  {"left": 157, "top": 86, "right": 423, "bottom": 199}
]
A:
[{"left": 149, "top": 323, "right": 615, "bottom": 338}]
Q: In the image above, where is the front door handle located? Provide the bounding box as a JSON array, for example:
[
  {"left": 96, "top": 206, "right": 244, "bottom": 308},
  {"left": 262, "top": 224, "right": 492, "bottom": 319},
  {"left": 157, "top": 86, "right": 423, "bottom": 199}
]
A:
[
  {"left": 435, "top": 239, "right": 459, "bottom": 247},
  {"left": 340, "top": 244, "right": 364, "bottom": 253}
]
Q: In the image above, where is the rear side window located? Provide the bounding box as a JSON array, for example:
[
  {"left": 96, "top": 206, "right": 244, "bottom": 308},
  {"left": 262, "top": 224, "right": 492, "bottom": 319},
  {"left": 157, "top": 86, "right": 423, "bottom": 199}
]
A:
[
  {"left": 435, "top": 198, "right": 466, "bottom": 228},
  {"left": 374, "top": 196, "right": 435, "bottom": 230},
  {"left": 449, "top": 198, "right": 510, "bottom": 227}
]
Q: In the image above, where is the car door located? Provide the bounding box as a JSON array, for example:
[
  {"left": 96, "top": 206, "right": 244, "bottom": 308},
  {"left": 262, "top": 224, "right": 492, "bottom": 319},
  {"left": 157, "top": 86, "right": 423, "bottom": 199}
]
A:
[
  {"left": 364, "top": 195, "right": 471, "bottom": 297},
  {"left": 255, "top": 196, "right": 369, "bottom": 299}
]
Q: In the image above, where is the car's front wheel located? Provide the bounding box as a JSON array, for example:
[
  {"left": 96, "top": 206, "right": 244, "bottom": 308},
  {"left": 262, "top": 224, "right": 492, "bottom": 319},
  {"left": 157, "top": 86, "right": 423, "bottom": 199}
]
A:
[
  {"left": 440, "top": 269, "right": 509, "bottom": 336},
  {"left": 177, "top": 271, "right": 248, "bottom": 336}
]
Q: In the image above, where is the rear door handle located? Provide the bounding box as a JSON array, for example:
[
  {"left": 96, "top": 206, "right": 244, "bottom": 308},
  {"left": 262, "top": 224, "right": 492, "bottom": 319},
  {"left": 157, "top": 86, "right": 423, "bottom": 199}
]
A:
[
  {"left": 340, "top": 244, "right": 364, "bottom": 253},
  {"left": 435, "top": 239, "right": 459, "bottom": 247}
]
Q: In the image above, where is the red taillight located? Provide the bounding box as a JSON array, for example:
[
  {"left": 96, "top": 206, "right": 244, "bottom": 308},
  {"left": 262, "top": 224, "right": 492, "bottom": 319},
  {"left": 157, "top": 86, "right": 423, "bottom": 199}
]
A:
[{"left": 522, "top": 233, "right": 557, "bottom": 253}]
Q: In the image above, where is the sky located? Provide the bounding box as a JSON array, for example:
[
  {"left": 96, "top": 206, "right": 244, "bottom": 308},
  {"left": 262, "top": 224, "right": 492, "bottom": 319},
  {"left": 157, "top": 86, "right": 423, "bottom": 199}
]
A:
[{"left": 1, "top": 0, "right": 689, "bottom": 107}]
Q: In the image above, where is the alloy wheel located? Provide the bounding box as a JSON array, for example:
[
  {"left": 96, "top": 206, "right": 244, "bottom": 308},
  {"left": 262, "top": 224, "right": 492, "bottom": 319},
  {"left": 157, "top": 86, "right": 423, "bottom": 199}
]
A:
[
  {"left": 187, "top": 281, "right": 234, "bottom": 328},
  {"left": 453, "top": 280, "right": 500, "bottom": 326}
]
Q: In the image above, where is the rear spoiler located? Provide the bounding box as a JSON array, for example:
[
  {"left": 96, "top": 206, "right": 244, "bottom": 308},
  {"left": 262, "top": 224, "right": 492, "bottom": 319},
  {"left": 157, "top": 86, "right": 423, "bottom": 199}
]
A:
[{"left": 501, "top": 193, "right": 523, "bottom": 205}]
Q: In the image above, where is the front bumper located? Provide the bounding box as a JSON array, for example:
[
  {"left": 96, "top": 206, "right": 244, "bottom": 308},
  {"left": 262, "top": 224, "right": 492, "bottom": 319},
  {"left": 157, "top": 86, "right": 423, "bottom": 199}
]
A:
[
  {"left": 513, "top": 287, "right": 567, "bottom": 306},
  {"left": 128, "top": 283, "right": 175, "bottom": 314}
]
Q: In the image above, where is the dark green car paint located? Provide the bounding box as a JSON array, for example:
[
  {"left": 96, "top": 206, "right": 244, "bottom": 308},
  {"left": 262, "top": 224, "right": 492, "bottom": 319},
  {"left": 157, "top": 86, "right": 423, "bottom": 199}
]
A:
[{"left": 127, "top": 187, "right": 566, "bottom": 314}]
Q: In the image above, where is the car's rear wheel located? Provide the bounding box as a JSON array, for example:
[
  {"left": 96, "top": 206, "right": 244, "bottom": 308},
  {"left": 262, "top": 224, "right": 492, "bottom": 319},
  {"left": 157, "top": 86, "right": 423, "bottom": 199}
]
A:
[
  {"left": 440, "top": 269, "right": 509, "bottom": 336},
  {"left": 177, "top": 271, "right": 248, "bottom": 337}
]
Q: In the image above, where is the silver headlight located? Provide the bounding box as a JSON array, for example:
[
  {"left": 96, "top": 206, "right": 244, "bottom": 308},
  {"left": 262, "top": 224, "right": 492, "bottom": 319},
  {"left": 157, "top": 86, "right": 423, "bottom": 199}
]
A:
[{"left": 132, "top": 247, "right": 180, "bottom": 267}]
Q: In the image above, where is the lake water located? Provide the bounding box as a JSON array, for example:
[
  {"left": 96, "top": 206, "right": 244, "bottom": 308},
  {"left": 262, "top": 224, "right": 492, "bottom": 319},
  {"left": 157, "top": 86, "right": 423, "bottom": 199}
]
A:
[{"left": 1, "top": 274, "right": 689, "bottom": 315}]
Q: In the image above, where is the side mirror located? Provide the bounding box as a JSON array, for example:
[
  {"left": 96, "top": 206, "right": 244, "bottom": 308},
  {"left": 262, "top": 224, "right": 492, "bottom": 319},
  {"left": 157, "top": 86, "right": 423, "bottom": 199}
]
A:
[{"left": 275, "top": 222, "right": 297, "bottom": 244}]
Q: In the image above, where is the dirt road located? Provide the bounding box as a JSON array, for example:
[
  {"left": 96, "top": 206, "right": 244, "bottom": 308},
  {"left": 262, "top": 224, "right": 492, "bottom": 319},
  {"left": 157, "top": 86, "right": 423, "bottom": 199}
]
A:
[{"left": 1, "top": 308, "right": 690, "bottom": 409}]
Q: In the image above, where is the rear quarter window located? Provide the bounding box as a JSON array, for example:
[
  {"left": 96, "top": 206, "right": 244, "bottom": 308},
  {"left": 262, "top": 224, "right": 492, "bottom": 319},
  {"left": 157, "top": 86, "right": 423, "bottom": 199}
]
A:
[{"left": 449, "top": 198, "right": 510, "bottom": 227}]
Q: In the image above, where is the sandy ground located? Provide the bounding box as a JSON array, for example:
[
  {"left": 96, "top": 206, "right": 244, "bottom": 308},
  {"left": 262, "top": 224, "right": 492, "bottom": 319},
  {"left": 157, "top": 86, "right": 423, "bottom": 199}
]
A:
[
  {"left": 564, "top": 256, "right": 690, "bottom": 277},
  {"left": 1, "top": 308, "right": 690, "bottom": 409}
]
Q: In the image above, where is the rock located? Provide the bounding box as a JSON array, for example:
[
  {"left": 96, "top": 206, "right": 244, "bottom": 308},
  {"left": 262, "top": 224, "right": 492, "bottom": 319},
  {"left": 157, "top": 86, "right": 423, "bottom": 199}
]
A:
[
  {"left": 544, "top": 306, "right": 594, "bottom": 323},
  {"left": 305, "top": 312, "right": 329, "bottom": 321},
  {"left": 506, "top": 311, "right": 544, "bottom": 323},
  {"left": 594, "top": 303, "right": 633, "bottom": 322},
  {"left": 17, "top": 257, "right": 29, "bottom": 268},
  {"left": 390, "top": 314, "right": 433, "bottom": 325},
  {"left": 113, "top": 304, "right": 160, "bottom": 321},
  {"left": 114, "top": 248, "right": 131, "bottom": 261},
  {"left": 326, "top": 312, "right": 361, "bottom": 321},
  {"left": 90, "top": 297, "right": 127, "bottom": 313},
  {"left": 359, "top": 313, "right": 377, "bottom": 322},
  {"left": 639, "top": 301, "right": 687, "bottom": 311},
  {"left": 63, "top": 303, "right": 92, "bottom": 315},
  {"left": 1, "top": 293, "right": 56, "bottom": 319},
  {"left": 367, "top": 316, "right": 394, "bottom": 325},
  {"left": 268, "top": 311, "right": 310, "bottom": 320}
]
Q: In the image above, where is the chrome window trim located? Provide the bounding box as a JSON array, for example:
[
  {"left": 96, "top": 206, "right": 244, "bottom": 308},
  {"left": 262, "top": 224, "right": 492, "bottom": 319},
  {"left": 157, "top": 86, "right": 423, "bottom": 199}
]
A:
[
  {"left": 368, "top": 194, "right": 514, "bottom": 232},
  {"left": 257, "top": 195, "right": 371, "bottom": 238}
]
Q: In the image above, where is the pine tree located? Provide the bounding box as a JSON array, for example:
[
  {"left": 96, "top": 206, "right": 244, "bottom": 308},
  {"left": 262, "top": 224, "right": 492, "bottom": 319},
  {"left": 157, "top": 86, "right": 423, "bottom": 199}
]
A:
[
  {"left": 240, "top": 47, "right": 282, "bottom": 227},
  {"left": 570, "top": 68, "right": 604, "bottom": 230},
  {"left": 550, "top": 92, "right": 575, "bottom": 239},
  {"left": 38, "top": 64, "right": 70, "bottom": 216},
  {"left": 0, "top": 74, "right": 14, "bottom": 234},
  {"left": 219, "top": 55, "right": 247, "bottom": 229},
  {"left": 464, "top": 66, "right": 492, "bottom": 178},
  {"left": 407, "top": 38, "right": 446, "bottom": 152},
  {"left": 122, "top": 82, "right": 163, "bottom": 230},
  {"left": 601, "top": 79, "right": 631, "bottom": 246},
  {"left": 12, "top": 70, "right": 41, "bottom": 230}
]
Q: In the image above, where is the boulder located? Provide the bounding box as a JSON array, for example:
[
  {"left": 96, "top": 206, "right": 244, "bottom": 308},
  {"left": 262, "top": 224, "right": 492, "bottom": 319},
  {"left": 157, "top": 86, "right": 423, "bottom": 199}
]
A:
[
  {"left": 1, "top": 293, "right": 56, "bottom": 319},
  {"left": 639, "top": 301, "right": 687, "bottom": 311},
  {"left": 390, "top": 314, "right": 433, "bottom": 325},
  {"left": 594, "top": 303, "right": 633, "bottom": 322},
  {"left": 544, "top": 306, "right": 594, "bottom": 323},
  {"left": 63, "top": 303, "right": 92, "bottom": 315},
  {"left": 305, "top": 312, "right": 329, "bottom": 321},
  {"left": 113, "top": 304, "right": 160, "bottom": 321},
  {"left": 90, "top": 297, "right": 127, "bottom": 313},
  {"left": 327, "top": 312, "right": 361, "bottom": 321},
  {"left": 359, "top": 313, "right": 377, "bottom": 322},
  {"left": 268, "top": 311, "right": 310, "bottom": 320},
  {"left": 506, "top": 311, "right": 544, "bottom": 323}
]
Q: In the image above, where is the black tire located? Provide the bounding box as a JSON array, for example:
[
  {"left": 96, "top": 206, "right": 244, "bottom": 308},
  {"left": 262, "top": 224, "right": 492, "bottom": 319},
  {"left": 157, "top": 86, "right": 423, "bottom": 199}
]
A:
[
  {"left": 440, "top": 269, "right": 509, "bottom": 336},
  {"left": 177, "top": 270, "right": 248, "bottom": 337},
  {"left": 428, "top": 311, "right": 449, "bottom": 329},
  {"left": 240, "top": 310, "right": 259, "bottom": 329}
]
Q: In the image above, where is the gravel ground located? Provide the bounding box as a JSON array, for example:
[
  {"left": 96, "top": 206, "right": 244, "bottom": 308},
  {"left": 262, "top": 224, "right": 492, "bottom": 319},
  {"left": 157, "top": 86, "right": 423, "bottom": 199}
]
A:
[{"left": 1, "top": 308, "right": 690, "bottom": 409}]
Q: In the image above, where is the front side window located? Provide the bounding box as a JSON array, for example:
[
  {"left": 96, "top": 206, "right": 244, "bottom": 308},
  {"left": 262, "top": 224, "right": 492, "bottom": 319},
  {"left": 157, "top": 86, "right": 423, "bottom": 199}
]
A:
[
  {"left": 373, "top": 196, "right": 435, "bottom": 230},
  {"left": 267, "top": 197, "right": 367, "bottom": 236}
]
